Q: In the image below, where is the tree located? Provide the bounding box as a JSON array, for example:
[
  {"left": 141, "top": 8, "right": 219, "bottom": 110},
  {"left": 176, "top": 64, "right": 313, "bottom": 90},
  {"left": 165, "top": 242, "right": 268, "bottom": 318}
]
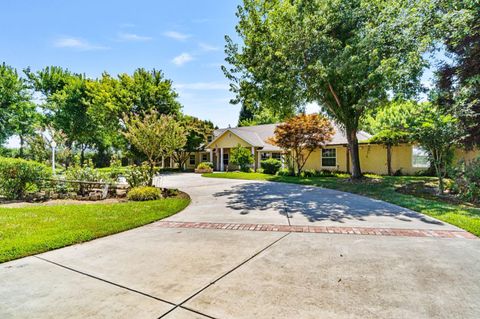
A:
[
  {"left": 124, "top": 112, "right": 186, "bottom": 185},
  {"left": 0, "top": 63, "right": 30, "bottom": 145},
  {"left": 433, "top": 1, "right": 479, "bottom": 148},
  {"left": 409, "top": 103, "right": 462, "bottom": 194},
  {"left": 171, "top": 115, "right": 214, "bottom": 170},
  {"left": 269, "top": 113, "right": 334, "bottom": 176},
  {"left": 85, "top": 68, "right": 182, "bottom": 163},
  {"left": 49, "top": 75, "right": 100, "bottom": 165},
  {"left": 225, "top": 0, "right": 435, "bottom": 179},
  {"left": 9, "top": 101, "right": 40, "bottom": 157},
  {"left": 229, "top": 144, "right": 254, "bottom": 172},
  {"left": 238, "top": 108, "right": 279, "bottom": 127},
  {"left": 26, "top": 67, "right": 98, "bottom": 166},
  {"left": 364, "top": 101, "right": 416, "bottom": 175}
]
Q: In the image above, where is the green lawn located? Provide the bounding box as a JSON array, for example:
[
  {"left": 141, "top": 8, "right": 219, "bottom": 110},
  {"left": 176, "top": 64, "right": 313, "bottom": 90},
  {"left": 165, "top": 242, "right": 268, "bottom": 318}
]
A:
[
  {"left": 203, "top": 172, "right": 480, "bottom": 237},
  {"left": 0, "top": 198, "right": 190, "bottom": 263}
]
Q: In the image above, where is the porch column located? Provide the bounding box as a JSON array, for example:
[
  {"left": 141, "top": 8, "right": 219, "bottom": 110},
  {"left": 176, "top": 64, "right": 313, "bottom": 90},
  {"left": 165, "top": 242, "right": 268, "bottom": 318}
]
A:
[
  {"left": 216, "top": 149, "right": 220, "bottom": 171},
  {"left": 161, "top": 156, "right": 165, "bottom": 168},
  {"left": 251, "top": 147, "right": 255, "bottom": 170},
  {"left": 209, "top": 149, "right": 213, "bottom": 163},
  {"left": 257, "top": 151, "right": 261, "bottom": 172},
  {"left": 170, "top": 157, "right": 173, "bottom": 168},
  {"left": 220, "top": 148, "right": 224, "bottom": 172}
]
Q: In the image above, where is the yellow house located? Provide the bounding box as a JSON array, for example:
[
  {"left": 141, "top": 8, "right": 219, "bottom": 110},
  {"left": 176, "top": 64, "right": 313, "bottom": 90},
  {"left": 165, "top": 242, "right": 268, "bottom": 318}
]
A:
[{"left": 166, "top": 123, "right": 479, "bottom": 175}]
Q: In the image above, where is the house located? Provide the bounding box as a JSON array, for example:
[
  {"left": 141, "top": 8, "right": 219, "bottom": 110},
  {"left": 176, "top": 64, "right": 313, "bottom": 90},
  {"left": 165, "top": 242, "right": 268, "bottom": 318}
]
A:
[{"left": 166, "top": 123, "right": 479, "bottom": 175}]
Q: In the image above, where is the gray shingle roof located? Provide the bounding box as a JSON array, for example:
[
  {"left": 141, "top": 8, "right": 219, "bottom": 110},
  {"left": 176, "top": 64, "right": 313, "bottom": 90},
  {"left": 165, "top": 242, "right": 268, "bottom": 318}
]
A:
[{"left": 209, "top": 123, "right": 371, "bottom": 150}]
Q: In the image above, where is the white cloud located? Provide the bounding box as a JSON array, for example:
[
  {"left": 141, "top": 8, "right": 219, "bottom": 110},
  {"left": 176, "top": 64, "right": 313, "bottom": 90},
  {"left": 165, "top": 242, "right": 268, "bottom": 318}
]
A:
[
  {"left": 199, "top": 42, "right": 219, "bottom": 52},
  {"left": 53, "top": 37, "right": 108, "bottom": 51},
  {"left": 117, "top": 32, "right": 152, "bottom": 42},
  {"left": 164, "top": 31, "right": 191, "bottom": 41},
  {"left": 172, "top": 53, "right": 194, "bottom": 66},
  {"left": 175, "top": 82, "right": 229, "bottom": 90}
]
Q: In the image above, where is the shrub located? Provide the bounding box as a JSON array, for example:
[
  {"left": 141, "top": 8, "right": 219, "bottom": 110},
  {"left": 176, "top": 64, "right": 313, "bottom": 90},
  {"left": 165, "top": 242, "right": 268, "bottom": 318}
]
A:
[
  {"left": 65, "top": 162, "right": 111, "bottom": 196},
  {"left": 261, "top": 159, "right": 282, "bottom": 175},
  {"left": 450, "top": 158, "right": 480, "bottom": 203},
  {"left": 0, "top": 157, "right": 52, "bottom": 200},
  {"left": 127, "top": 186, "right": 162, "bottom": 201},
  {"left": 230, "top": 144, "right": 254, "bottom": 172},
  {"left": 163, "top": 188, "right": 179, "bottom": 197},
  {"left": 105, "top": 156, "right": 125, "bottom": 180},
  {"left": 124, "top": 163, "right": 152, "bottom": 187},
  {"left": 300, "top": 169, "right": 317, "bottom": 178},
  {"left": 276, "top": 168, "right": 295, "bottom": 177},
  {"left": 197, "top": 162, "right": 213, "bottom": 170},
  {"left": 393, "top": 168, "right": 404, "bottom": 176},
  {"left": 65, "top": 163, "right": 108, "bottom": 182}
]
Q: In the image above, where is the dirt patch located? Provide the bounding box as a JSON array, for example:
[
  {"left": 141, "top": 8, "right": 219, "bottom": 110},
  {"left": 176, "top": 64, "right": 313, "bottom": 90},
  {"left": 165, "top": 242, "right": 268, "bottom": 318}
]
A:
[
  {"left": 0, "top": 198, "right": 127, "bottom": 208},
  {"left": 0, "top": 189, "right": 190, "bottom": 208},
  {"left": 396, "top": 182, "right": 479, "bottom": 208}
]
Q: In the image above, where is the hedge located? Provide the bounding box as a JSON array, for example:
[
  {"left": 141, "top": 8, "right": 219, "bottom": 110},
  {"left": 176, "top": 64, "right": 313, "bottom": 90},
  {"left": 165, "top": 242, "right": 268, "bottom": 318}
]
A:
[{"left": 0, "top": 157, "right": 52, "bottom": 200}]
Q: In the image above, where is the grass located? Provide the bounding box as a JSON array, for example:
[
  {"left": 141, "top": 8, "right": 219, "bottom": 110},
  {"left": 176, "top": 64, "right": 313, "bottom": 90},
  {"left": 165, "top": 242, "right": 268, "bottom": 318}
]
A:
[
  {"left": 203, "top": 172, "right": 480, "bottom": 237},
  {"left": 0, "top": 197, "right": 190, "bottom": 263}
]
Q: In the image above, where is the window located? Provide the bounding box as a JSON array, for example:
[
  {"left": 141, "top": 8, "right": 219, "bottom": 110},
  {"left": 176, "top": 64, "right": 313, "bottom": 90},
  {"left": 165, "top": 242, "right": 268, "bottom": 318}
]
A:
[
  {"left": 202, "top": 153, "right": 208, "bottom": 162},
  {"left": 261, "top": 152, "right": 269, "bottom": 160},
  {"left": 322, "top": 149, "right": 336, "bottom": 167},
  {"left": 412, "top": 146, "right": 429, "bottom": 168},
  {"left": 189, "top": 154, "right": 196, "bottom": 165},
  {"left": 271, "top": 153, "right": 282, "bottom": 160},
  {"left": 223, "top": 153, "right": 229, "bottom": 165},
  {"left": 207, "top": 135, "right": 213, "bottom": 143}
]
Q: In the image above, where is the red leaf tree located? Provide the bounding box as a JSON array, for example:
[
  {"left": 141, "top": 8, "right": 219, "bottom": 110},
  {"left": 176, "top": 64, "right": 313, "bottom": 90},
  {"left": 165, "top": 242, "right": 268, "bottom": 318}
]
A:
[{"left": 269, "top": 114, "right": 334, "bottom": 176}]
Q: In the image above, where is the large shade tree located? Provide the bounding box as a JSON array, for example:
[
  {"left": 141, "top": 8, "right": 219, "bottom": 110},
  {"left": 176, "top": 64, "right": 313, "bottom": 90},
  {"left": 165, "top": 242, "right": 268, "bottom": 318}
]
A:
[
  {"left": 224, "top": 0, "right": 436, "bottom": 178},
  {"left": 86, "top": 68, "right": 182, "bottom": 162},
  {"left": 26, "top": 67, "right": 99, "bottom": 166},
  {"left": 433, "top": 1, "right": 479, "bottom": 148}
]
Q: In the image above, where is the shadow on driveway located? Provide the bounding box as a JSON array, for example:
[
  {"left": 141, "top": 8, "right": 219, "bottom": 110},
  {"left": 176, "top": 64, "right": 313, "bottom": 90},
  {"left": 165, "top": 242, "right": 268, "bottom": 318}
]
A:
[{"left": 213, "top": 182, "right": 444, "bottom": 226}]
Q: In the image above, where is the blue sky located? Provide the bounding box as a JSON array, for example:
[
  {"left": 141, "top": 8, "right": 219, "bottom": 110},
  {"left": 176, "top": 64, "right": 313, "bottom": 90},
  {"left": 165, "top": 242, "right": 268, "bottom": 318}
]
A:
[
  {"left": 2, "top": 0, "right": 441, "bottom": 148},
  {"left": 1, "top": 0, "right": 243, "bottom": 132}
]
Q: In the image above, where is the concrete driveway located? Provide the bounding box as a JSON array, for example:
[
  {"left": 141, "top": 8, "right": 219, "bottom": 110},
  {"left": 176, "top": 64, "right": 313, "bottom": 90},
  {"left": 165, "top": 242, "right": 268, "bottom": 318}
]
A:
[
  {"left": 162, "top": 173, "right": 460, "bottom": 230},
  {"left": 1, "top": 173, "right": 479, "bottom": 319}
]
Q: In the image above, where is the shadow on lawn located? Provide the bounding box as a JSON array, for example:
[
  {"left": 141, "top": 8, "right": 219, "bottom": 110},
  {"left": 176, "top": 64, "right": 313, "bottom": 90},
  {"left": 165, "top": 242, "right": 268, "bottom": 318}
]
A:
[{"left": 213, "top": 182, "right": 445, "bottom": 225}]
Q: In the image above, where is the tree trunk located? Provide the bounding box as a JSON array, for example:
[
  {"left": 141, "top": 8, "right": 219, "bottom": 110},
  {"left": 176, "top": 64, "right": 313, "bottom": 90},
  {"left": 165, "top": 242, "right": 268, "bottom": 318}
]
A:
[
  {"left": 80, "top": 145, "right": 86, "bottom": 166},
  {"left": 148, "top": 161, "right": 155, "bottom": 186},
  {"left": 65, "top": 141, "right": 73, "bottom": 169},
  {"left": 434, "top": 152, "right": 445, "bottom": 195},
  {"left": 346, "top": 128, "right": 362, "bottom": 179},
  {"left": 19, "top": 135, "right": 25, "bottom": 158},
  {"left": 386, "top": 144, "right": 392, "bottom": 176}
]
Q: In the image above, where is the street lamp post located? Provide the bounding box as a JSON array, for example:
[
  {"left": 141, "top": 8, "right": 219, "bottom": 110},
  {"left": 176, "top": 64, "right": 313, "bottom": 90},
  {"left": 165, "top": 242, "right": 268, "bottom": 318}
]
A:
[{"left": 51, "top": 140, "right": 57, "bottom": 175}]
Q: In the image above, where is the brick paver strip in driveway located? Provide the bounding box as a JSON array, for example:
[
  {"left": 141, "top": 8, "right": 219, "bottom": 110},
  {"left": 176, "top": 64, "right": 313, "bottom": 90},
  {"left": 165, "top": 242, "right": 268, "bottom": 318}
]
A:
[{"left": 151, "top": 220, "right": 477, "bottom": 239}]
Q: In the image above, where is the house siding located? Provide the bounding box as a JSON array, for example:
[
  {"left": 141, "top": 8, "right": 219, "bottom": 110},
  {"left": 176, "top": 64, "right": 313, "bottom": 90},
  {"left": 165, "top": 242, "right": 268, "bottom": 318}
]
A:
[
  {"left": 300, "top": 144, "right": 427, "bottom": 175},
  {"left": 210, "top": 131, "right": 253, "bottom": 149}
]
